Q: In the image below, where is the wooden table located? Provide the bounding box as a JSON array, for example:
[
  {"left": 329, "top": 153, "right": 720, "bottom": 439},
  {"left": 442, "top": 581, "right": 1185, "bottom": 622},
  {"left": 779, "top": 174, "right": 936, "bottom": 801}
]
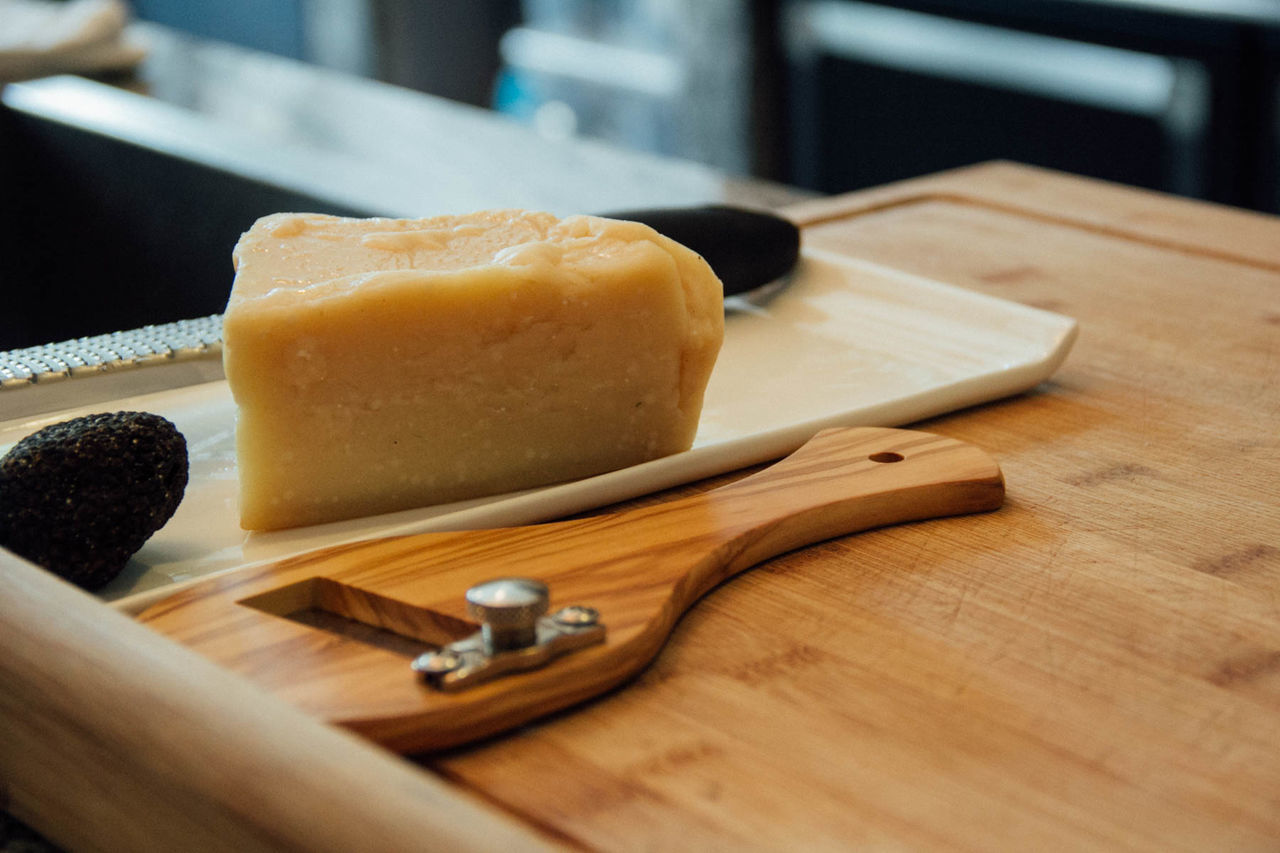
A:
[{"left": 3, "top": 162, "right": 1279, "bottom": 850}]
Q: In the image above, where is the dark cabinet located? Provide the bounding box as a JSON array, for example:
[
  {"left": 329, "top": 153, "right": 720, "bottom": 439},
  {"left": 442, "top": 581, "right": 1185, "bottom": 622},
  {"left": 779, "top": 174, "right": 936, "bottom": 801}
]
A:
[{"left": 778, "top": 0, "right": 1280, "bottom": 212}]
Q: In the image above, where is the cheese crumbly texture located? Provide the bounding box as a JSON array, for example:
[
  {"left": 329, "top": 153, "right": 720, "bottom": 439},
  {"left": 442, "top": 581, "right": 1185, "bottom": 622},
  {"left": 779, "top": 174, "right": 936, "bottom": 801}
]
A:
[{"left": 224, "top": 209, "right": 724, "bottom": 530}]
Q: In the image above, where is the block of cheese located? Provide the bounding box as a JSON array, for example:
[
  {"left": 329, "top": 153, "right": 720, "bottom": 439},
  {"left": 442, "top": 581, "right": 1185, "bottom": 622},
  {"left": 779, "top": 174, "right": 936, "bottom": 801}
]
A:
[{"left": 223, "top": 210, "right": 724, "bottom": 530}]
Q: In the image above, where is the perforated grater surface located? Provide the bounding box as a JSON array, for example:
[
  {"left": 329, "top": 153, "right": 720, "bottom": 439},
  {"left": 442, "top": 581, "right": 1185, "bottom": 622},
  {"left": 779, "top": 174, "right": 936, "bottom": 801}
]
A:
[{"left": 0, "top": 316, "right": 226, "bottom": 419}]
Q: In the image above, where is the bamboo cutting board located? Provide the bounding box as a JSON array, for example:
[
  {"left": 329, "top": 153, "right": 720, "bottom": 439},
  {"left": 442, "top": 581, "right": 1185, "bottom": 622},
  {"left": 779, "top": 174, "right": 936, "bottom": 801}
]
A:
[{"left": 3, "top": 162, "right": 1279, "bottom": 851}]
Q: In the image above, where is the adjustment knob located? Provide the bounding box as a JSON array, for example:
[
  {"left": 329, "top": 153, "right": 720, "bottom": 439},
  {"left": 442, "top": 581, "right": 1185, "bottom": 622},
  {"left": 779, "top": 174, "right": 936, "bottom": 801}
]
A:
[{"left": 465, "top": 577, "right": 549, "bottom": 653}]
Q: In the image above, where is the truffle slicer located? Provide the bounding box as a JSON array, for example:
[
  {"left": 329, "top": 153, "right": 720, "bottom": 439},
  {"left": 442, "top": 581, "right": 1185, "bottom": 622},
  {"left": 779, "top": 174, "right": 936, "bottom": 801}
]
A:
[{"left": 136, "top": 426, "right": 1003, "bottom": 755}]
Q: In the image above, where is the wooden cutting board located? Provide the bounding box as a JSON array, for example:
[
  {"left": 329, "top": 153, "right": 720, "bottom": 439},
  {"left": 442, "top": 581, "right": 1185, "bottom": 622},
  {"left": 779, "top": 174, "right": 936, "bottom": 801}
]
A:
[
  {"left": 3, "top": 162, "right": 1279, "bottom": 852},
  {"left": 422, "top": 164, "right": 1280, "bottom": 850}
]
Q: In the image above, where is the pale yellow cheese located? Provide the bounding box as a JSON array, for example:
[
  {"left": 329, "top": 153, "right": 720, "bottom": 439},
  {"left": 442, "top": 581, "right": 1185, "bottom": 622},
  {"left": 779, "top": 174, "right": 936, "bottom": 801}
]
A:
[{"left": 223, "top": 209, "right": 724, "bottom": 530}]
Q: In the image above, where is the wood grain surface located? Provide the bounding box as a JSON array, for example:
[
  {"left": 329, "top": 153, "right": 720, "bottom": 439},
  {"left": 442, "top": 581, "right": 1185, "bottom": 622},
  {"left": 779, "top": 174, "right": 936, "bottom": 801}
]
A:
[
  {"left": 136, "top": 427, "right": 1003, "bottom": 753},
  {"left": 422, "top": 163, "right": 1280, "bottom": 851},
  {"left": 0, "top": 547, "right": 561, "bottom": 853},
  {"left": 3, "top": 161, "right": 1278, "bottom": 851}
]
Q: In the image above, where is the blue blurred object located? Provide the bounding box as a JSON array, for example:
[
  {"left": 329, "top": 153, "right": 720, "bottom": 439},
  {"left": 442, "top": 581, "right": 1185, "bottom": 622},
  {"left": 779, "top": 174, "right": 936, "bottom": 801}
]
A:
[
  {"left": 130, "top": 0, "right": 307, "bottom": 59},
  {"left": 495, "top": 0, "right": 752, "bottom": 174}
]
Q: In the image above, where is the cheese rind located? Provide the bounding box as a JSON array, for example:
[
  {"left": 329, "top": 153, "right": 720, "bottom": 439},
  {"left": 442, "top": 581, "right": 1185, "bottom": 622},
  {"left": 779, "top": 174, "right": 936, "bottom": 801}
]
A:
[{"left": 224, "top": 210, "right": 724, "bottom": 530}]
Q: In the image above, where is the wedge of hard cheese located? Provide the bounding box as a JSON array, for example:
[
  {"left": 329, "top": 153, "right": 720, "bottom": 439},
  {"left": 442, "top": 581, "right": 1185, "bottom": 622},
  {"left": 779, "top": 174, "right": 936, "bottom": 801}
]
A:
[{"left": 224, "top": 210, "right": 724, "bottom": 530}]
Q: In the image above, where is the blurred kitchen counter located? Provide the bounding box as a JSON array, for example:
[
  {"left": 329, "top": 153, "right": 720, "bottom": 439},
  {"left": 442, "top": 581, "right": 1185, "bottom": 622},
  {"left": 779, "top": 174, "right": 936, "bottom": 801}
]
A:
[{"left": 120, "top": 21, "right": 813, "bottom": 216}]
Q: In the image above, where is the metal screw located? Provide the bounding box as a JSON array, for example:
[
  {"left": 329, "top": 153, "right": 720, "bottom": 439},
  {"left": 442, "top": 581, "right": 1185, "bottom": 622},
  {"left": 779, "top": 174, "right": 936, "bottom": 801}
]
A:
[
  {"left": 553, "top": 605, "right": 599, "bottom": 628},
  {"left": 466, "top": 577, "right": 550, "bottom": 653},
  {"left": 412, "top": 649, "right": 463, "bottom": 675}
]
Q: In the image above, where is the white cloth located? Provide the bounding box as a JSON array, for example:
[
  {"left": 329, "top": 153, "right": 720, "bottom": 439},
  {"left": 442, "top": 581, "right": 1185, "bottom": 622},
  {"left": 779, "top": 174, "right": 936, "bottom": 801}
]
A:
[{"left": 0, "top": 0, "right": 144, "bottom": 82}]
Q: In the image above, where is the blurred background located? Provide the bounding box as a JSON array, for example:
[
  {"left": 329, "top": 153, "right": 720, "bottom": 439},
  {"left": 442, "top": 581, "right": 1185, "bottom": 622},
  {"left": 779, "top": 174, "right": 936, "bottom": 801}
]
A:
[
  {"left": 3, "top": 0, "right": 1280, "bottom": 352},
  {"left": 126, "top": 0, "right": 1280, "bottom": 214}
]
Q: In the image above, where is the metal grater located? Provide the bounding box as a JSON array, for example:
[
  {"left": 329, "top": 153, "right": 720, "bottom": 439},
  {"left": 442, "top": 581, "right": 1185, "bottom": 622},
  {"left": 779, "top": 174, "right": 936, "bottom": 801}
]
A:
[
  {"left": 0, "top": 316, "right": 227, "bottom": 421},
  {"left": 0, "top": 315, "right": 224, "bottom": 391}
]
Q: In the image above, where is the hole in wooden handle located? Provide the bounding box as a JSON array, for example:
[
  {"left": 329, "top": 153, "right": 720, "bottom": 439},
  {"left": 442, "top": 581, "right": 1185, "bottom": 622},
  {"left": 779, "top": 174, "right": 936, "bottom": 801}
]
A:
[
  {"left": 239, "top": 577, "right": 474, "bottom": 657},
  {"left": 868, "top": 451, "right": 905, "bottom": 463}
]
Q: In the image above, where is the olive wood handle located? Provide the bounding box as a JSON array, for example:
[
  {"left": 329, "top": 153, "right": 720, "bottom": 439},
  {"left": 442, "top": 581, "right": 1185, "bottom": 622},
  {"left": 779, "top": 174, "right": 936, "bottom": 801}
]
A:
[{"left": 138, "top": 426, "right": 1004, "bottom": 754}]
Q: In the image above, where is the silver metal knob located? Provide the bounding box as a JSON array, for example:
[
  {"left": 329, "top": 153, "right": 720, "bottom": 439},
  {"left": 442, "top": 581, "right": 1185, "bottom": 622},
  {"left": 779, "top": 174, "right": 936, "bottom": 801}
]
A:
[{"left": 465, "top": 577, "right": 549, "bottom": 653}]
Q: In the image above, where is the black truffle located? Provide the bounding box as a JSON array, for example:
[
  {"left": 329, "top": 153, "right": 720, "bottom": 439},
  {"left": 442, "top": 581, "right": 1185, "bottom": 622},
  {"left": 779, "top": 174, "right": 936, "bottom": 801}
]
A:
[{"left": 0, "top": 411, "right": 188, "bottom": 590}]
